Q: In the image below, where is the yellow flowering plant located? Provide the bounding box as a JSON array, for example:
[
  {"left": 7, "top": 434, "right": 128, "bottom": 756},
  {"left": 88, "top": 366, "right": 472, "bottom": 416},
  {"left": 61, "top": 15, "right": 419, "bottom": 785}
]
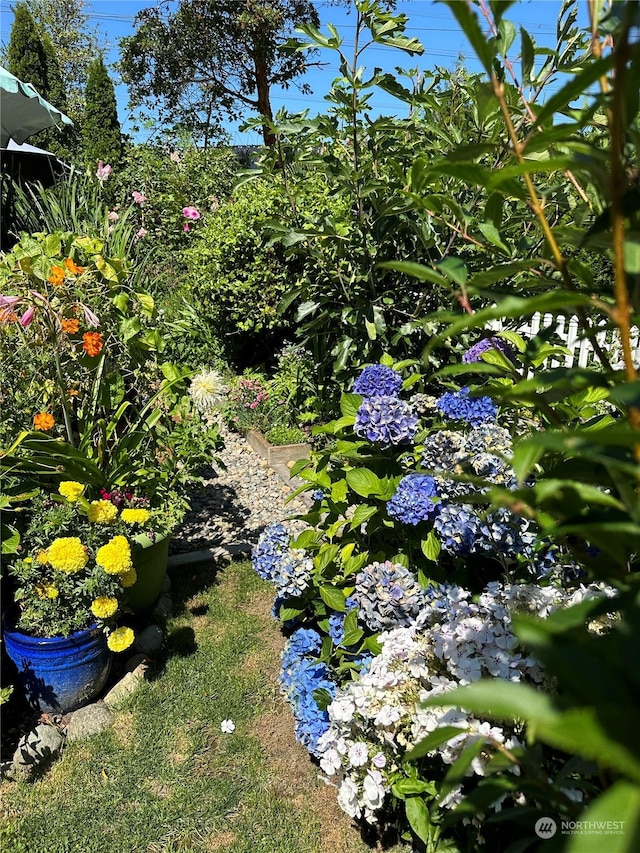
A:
[{"left": 5, "top": 482, "right": 161, "bottom": 646}]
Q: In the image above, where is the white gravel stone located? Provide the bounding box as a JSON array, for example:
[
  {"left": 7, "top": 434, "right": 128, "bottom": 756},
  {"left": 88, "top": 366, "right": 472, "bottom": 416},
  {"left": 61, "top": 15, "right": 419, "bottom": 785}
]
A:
[{"left": 170, "top": 424, "right": 311, "bottom": 555}]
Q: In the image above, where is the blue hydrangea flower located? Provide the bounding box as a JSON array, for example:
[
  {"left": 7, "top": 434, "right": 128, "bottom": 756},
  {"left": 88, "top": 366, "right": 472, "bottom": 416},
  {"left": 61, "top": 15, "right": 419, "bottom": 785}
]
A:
[
  {"left": 386, "top": 475, "right": 440, "bottom": 525},
  {"left": 252, "top": 523, "right": 290, "bottom": 582},
  {"left": 353, "top": 364, "right": 403, "bottom": 397},
  {"left": 463, "top": 337, "right": 514, "bottom": 364},
  {"left": 433, "top": 503, "right": 492, "bottom": 554},
  {"left": 354, "top": 396, "right": 418, "bottom": 447},
  {"left": 436, "top": 387, "right": 497, "bottom": 426},
  {"left": 352, "top": 560, "right": 429, "bottom": 631},
  {"left": 252, "top": 523, "right": 312, "bottom": 599},
  {"left": 328, "top": 613, "right": 346, "bottom": 644},
  {"left": 280, "top": 628, "right": 335, "bottom": 756}
]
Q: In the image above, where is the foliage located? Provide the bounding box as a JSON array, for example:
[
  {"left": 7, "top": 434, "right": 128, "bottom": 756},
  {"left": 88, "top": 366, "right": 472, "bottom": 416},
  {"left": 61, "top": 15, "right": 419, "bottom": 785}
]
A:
[
  {"left": 223, "top": 345, "right": 321, "bottom": 436},
  {"left": 7, "top": 484, "right": 143, "bottom": 642},
  {"left": 181, "top": 178, "right": 305, "bottom": 366},
  {"left": 240, "top": 0, "right": 614, "bottom": 397},
  {"left": 0, "top": 228, "right": 222, "bottom": 518},
  {"left": 6, "top": 2, "right": 48, "bottom": 95},
  {"left": 242, "top": 0, "right": 640, "bottom": 846},
  {"left": 265, "top": 425, "right": 308, "bottom": 446},
  {"left": 119, "top": 0, "right": 320, "bottom": 146},
  {"left": 83, "top": 56, "right": 122, "bottom": 171},
  {"left": 24, "top": 0, "right": 104, "bottom": 123}
]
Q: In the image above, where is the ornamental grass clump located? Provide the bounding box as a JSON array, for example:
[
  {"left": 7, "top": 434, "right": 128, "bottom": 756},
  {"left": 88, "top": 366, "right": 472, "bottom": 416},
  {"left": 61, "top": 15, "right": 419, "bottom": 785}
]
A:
[{"left": 5, "top": 482, "right": 170, "bottom": 648}]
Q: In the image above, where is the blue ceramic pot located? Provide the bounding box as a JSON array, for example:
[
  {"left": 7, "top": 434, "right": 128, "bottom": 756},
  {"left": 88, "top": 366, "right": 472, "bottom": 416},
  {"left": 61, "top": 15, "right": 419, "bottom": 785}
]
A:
[{"left": 2, "top": 613, "right": 112, "bottom": 713}]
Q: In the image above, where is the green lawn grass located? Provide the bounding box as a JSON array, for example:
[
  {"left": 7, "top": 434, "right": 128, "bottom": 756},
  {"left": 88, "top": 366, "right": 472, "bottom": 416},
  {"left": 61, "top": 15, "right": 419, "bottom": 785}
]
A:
[{"left": 0, "top": 560, "right": 375, "bottom": 853}]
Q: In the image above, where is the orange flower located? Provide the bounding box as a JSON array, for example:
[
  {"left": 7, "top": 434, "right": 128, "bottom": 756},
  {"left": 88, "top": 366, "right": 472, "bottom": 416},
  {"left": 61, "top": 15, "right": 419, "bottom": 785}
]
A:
[
  {"left": 61, "top": 318, "right": 79, "bottom": 334},
  {"left": 34, "top": 412, "right": 55, "bottom": 431},
  {"left": 48, "top": 266, "right": 65, "bottom": 286},
  {"left": 82, "top": 331, "right": 103, "bottom": 357},
  {"left": 0, "top": 308, "right": 17, "bottom": 323},
  {"left": 64, "top": 258, "right": 86, "bottom": 275}
]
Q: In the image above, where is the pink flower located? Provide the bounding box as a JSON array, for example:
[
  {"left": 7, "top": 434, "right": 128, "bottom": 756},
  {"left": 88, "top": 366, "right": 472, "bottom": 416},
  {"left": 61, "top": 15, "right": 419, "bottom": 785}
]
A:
[
  {"left": 132, "top": 191, "right": 147, "bottom": 205},
  {"left": 0, "top": 295, "right": 21, "bottom": 308},
  {"left": 19, "top": 306, "right": 35, "bottom": 327},
  {"left": 108, "top": 225, "right": 115, "bottom": 234},
  {"left": 182, "top": 206, "right": 200, "bottom": 220},
  {"left": 96, "top": 161, "right": 112, "bottom": 181},
  {"left": 183, "top": 222, "right": 190, "bottom": 232},
  {"left": 82, "top": 305, "right": 101, "bottom": 328},
  {"left": 135, "top": 227, "right": 148, "bottom": 241},
  {"left": 108, "top": 210, "right": 119, "bottom": 222}
]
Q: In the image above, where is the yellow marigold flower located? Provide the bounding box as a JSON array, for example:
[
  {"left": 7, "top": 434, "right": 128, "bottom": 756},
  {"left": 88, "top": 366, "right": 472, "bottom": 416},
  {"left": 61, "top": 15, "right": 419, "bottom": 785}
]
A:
[
  {"left": 119, "top": 567, "right": 138, "bottom": 588},
  {"left": 90, "top": 596, "right": 119, "bottom": 619},
  {"left": 87, "top": 499, "right": 118, "bottom": 524},
  {"left": 107, "top": 626, "right": 135, "bottom": 653},
  {"left": 35, "top": 582, "right": 59, "bottom": 600},
  {"left": 96, "top": 535, "right": 132, "bottom": 575},
  {"left": 35, "top": 549, "right": 49, "bottom": 565},
  {"left": 48, "top": 537, "right": 87, "bottom": 573},
  {"left": 120, "top": 508, "right": 150, "bottom": 525},
  {"left": 59, "top": 481, "right": 84, "bottom": 502}
]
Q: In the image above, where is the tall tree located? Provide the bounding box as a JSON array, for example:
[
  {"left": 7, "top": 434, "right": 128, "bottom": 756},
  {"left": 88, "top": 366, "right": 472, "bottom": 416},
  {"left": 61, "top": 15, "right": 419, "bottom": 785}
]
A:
[
  {"left": 119, "top": 0, "right": 320, "bottom": 147},
  {"left": 26, "top": 0, "right": 104, "bottom": 121},
  {"left": 83, "top": 57, "right": 123, "bottom": 171},
  {"left": 36, "top": 33, "right": 78, "bottom": 160},
  {"left": 6, "top": 2, "right": 48, "bottom": 92},
  {"left": 5, "top": 3, "right": 76, "bottom": 158}
]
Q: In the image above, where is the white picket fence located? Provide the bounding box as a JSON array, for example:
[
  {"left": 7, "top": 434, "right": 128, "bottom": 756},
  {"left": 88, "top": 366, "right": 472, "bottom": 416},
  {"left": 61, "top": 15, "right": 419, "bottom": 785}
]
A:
[{"left": 486, "top": 312, "right": 640, "bottom": 371}]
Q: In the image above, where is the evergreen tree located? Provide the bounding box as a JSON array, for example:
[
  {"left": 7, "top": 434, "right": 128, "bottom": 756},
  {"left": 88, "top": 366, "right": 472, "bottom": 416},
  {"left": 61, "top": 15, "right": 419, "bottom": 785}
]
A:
[
  {"left": 35, "top": 34, "right": 79, "bottom": 161},
  {"left": 6, "top": 2, "right": 47, "bottom": 92},
  {"left": 83, "top": 57, "right": 122, "bottom": 171}
]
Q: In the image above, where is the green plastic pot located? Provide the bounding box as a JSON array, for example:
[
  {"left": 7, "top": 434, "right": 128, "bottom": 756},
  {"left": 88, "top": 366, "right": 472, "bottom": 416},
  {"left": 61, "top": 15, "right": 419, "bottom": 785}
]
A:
[{"left": 126, "top": 535, "right": 171, "bottom": 613}]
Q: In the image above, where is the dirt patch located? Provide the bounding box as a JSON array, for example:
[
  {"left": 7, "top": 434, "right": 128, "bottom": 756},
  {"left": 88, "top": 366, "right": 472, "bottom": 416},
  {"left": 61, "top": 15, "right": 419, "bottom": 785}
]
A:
[
  {"left": 168, "top": 730, "right": 193, "bottom": 767},
  {"left": 251, "top": 707, "right": 363, "bottom": 853},
  {"left": 143, "top": 777, "right": 173, "bottom": 800},
  {"left": 204, "top": 829, "right": 238, "bottom": 851},
  {"left": 111, "top": 711, "right": 136, "bottom": 748}
]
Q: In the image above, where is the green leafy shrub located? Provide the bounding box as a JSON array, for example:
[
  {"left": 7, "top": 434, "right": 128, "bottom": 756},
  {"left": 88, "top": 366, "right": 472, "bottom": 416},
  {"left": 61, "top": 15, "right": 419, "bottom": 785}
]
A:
[
  {"left": 180, "top": 178, "right": 297, "bottom": 366},
  {"left": 265, "top": 425, "right": 307, "bottom": 446}
]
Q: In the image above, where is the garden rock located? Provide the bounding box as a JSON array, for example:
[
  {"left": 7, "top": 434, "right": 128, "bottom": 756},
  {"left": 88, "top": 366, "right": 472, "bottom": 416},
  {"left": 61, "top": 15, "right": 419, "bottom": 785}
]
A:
[
  {"left": 161, "top": 574, "right": 171, "bottom": 593},
  {"left": 134, "top": 624, "right": 164, "bottom": 655},
  {"left": 11, "top": 723, "right": 65, "bottom": 778},
  {"left": 152, "top": 594, "right": 173, "bottom": 620},
  {"left": 103, "top": 671, "right": 144, "bottom": 710},
  {"left": 66, "top": 702, "right": 113, "bottom": 742},
  {"left": 125, "top": 653, "right": 149, "bottom": 673}
]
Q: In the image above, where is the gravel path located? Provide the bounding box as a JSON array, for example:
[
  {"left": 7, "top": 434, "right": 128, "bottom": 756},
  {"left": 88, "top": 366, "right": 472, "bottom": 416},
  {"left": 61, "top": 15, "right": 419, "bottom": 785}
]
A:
[{"left": 169, "top": 426, "right": 311, "bottom": 555}]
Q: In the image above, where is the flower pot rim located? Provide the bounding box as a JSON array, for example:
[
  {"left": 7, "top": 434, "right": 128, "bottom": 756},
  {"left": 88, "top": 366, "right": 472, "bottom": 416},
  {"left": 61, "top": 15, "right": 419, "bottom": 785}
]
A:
[{"left": 2, "top": 607, "right": 102, "bottom": 643}]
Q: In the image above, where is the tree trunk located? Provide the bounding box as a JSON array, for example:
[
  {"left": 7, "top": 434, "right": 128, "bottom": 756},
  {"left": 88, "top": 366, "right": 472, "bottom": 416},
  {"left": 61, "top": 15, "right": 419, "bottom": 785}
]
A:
[{"left": 254, "top": 51, "right": 275, "bottom": 147}]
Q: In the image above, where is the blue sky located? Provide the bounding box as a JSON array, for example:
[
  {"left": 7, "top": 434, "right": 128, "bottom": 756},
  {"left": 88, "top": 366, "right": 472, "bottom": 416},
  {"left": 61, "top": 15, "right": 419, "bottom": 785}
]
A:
[{"left": 0, "top": 1, "right": 589, "bottom": 145}]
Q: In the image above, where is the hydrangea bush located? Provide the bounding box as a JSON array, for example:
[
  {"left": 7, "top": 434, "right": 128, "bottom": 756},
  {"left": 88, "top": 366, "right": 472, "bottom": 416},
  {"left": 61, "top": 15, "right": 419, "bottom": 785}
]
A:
[{"left": 252, "top": 355, "right": 614, "bottom": 849}]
